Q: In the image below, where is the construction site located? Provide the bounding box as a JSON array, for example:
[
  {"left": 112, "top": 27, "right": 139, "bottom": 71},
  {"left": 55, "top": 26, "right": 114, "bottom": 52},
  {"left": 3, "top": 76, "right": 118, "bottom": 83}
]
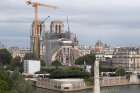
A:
[{"left": 25, "top": 0, "right": 80, "bottom": 65}]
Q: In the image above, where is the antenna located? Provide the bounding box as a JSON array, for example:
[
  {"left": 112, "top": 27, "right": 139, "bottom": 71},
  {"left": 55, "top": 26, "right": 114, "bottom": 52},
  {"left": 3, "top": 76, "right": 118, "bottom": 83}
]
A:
[{"left": 67, "top": 16, "right": 70, "bottom": 32}]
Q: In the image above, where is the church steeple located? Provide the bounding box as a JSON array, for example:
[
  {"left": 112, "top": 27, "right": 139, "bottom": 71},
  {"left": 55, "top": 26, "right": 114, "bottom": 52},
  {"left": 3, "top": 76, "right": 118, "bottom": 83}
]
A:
[{"left": 50, "top": 20, "right": 64, "bottom": 34}]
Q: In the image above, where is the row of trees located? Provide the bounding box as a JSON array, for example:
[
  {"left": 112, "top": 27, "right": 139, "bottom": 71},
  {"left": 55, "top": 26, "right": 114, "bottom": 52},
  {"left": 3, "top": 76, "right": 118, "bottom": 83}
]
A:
[{"left": 49, "top": 67, "right": 90, "bottom": 79}]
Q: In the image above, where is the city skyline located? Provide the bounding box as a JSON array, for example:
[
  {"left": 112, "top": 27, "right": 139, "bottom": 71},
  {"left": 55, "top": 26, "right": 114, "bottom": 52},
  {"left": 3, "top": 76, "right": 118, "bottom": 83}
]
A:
[{"left": 1, "top": 0, "right": 140, "bottom": 48}]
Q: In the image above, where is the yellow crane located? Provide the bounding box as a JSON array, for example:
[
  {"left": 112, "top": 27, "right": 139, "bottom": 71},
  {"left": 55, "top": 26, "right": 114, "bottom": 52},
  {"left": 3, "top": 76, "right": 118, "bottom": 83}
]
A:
[{"left": 25, "top": 0, "right": 57, "bottom": 59}]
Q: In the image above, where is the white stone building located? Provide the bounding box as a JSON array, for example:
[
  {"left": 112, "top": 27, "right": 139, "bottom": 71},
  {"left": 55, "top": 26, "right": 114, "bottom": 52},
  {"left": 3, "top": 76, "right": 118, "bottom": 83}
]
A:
[
  {"left": 78, "top": 45, "right": 91, "bottom": 57},
  {"left": 36, "top": 78, "right": 86, "bottom": 91},
  {"left": 23, "top": 60, "right": 40, "bottom": 74}
]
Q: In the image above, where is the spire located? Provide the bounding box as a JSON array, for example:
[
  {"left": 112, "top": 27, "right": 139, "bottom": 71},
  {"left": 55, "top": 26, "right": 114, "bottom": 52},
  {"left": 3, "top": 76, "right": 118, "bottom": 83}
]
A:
[{"left": 67, "top": 16, "right": 70, "bottom": 32}]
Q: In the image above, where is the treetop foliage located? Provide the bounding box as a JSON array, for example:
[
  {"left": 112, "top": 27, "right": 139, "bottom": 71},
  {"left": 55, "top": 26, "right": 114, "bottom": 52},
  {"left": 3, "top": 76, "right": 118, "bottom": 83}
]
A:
[
  {"left": 75, "top": 53, "right": 96, "bottom": 65},
  {"left": 0, "top": 49, "right": 12, "bottom": 65}
]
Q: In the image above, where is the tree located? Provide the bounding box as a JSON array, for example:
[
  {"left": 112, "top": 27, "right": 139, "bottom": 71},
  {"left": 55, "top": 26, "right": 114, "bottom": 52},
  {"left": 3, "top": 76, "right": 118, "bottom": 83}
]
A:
[
  {"left": 10, "top": 71, "right": 34, "bottom": 93},
  {"left": 0, "top": 69, "right": 13, "bottom": 92},
  {"left": 75, "top": 53, "right": 96, "bottom": 65},
  {"left": 115, "top": 67, "right": 126, "bottom": 76},
  {"left": 51, "top": 60, "right": 62, "bottom": 69},
  {"left": 11, "top": 56, "right": 21, "bottom": 66},
  {"left": 24, "top": 53, "right": 37, "bottom": 60},
  {"left": 0, "top": 49, "right": 12, "bottom": 65},
  {"left": 0, "top": 79, "right": 9, "bottom": 91},
  {"left": 75, "top": 54, "right": 96, "bottom": 75},
  {"left": 0, "top": 69, "right": 35, "bottom": 93},
  {"left": 49, "top": 68, "right": 65, "bottom": 78},
  {"left": 75, "top": 56, "right": 85, "bottom": 65},
  {"left": 49, "top": 67, "right": 90, "bottom": 79},
  {"left": 40, "top": 60, "right": 46, "bottom": 67},
  {"left": 8, "top": 56, "right": 23, "bottom": 72},
  {"left": 84, "top": 54, "right": 96, "bottom": 65}
]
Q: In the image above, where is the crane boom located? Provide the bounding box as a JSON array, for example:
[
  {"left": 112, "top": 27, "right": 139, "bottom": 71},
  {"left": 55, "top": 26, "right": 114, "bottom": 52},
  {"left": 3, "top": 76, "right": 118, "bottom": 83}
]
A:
[
  {"left": 38, "top": 3, "right": 57, "bottom": 9},
  {"left": 41, "top": 16, "right": 50, "bottom": 24},
  {"left": 26, "top": 1, "right": 57, "bottom": 9}
]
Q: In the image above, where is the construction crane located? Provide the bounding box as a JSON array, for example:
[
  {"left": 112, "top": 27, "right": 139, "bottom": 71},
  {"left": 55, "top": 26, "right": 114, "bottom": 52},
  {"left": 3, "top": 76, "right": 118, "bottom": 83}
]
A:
[
  {"left": 41, "top": 16, "right": 50, "bottom": 25},
  {"left": 40, "top": 16, "right": 50, "bottom": 58},
  {"left": 25, "top": 0, "right": 57, "bottom": 59}
]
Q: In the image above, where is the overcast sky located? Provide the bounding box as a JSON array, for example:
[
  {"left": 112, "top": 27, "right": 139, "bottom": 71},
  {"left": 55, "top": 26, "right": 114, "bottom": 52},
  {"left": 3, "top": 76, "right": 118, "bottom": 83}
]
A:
[{"left": 1, "top": 0, "right": 140, "bottom": 48}]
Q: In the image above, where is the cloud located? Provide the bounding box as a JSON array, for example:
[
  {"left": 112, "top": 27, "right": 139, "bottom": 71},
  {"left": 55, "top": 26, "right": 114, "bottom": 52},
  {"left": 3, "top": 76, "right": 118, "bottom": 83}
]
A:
[{"left": 0, "top": 0, "right": 140, "bottom": 47}]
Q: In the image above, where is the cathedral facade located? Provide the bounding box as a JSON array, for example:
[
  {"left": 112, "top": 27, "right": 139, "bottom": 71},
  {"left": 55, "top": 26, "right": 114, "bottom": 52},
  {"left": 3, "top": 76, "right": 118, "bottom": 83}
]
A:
[{"left": 43, "top": 20, "right": 80, "bottom": 66}]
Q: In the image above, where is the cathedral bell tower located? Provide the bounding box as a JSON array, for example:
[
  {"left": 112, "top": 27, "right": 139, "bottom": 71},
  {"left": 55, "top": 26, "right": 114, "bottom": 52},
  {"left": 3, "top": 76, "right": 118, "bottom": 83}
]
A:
[{"left": 50, "top": 20, "right": 64, "bottom": 34}]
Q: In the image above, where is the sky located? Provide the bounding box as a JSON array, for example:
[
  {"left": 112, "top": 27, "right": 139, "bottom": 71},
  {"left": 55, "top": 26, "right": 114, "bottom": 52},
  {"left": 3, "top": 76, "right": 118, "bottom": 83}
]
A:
[{"left": 1, "top": 0, "right": 140, "bottom": 48}]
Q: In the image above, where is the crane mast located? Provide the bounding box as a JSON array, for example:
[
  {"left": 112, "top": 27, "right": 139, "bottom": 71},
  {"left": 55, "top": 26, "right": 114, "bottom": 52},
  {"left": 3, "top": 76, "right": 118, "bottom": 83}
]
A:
[{"left": 25, "top": 0, "right": 57, "bottom": 59}]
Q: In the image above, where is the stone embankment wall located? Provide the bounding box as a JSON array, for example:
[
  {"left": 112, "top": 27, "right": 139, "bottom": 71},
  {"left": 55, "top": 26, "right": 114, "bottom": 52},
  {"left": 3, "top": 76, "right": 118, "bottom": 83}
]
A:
[
  {"left": 100, "top": 76, "right": 140, "bottom": 87},
  {"left": 35, "top": 76, "right": 140, "bottom": 91}
]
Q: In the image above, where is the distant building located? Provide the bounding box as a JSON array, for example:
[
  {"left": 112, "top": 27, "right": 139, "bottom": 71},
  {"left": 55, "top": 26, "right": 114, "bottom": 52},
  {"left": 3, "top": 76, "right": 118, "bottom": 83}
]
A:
[
  {"left": 9, "top": 47, "right": 31, "bottom": 58},
  {"left": 43, "top": 20, "right": 79, "bottom": 66},
  {"left": 78, "top": 45, "right": 91, "bottom": 57},
  {"left": 92, "top": 41, "right": 114, "bottom": 62},
  {"left": 94, "top": 40, "right": 113, "bottom": 54},
  {"left": 112, "top": 47, "right": 140, "bottom": 72},
  {"left": 103, "top": 47, "right": 114, "bottom": 58},
  {"left": 8, "top": 47, "right": 19, "bottom": 57},
  {"left": 8, "top": 47, "right": 31, "bottom": 61},
  {"left": 23, "top": 60, "right": 40, "bottom": 75},
  {"left": 95, "top": 40, "right": 104, "bottom": 53}
]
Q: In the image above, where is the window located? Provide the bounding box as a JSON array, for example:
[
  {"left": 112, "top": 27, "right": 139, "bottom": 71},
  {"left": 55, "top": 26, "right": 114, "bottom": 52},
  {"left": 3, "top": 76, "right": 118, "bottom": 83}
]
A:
[
  {"left": 64, "top": 87, "right": 69, "bottom": 89},
  {"left": 59, "top": 25, "right": 61, "bottom": 33}
]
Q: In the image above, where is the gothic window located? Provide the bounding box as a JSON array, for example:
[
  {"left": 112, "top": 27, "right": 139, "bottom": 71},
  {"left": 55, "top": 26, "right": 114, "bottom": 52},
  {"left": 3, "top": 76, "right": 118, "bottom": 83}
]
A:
[
  {"left": 59, "top": 25, "right": 61, "bottom": 33},
  {"left": 55, "top": 24, "right": 58, "bottom": 33}
]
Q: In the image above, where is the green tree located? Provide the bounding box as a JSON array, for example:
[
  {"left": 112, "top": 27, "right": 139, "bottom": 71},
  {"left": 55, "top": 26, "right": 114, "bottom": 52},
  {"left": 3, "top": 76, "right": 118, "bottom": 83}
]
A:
[
  {"left": 0, "top": 49, "right": 12, "bottom": 65},
  {"left": 0, "top": 68, "right": 35, "bottom": 93},
  {"left": 24, "top": 53, "right": 37, "bottom": 60},
  {"left": 11, "top": 56, "right": 21, "bottom": 66},
  {"left": 51, "top": 60, "right": 62, "bottom": 69},
  {"left": 75, "top": 53, "right": 96, "bottom": 75},
  {"left": 0, "top": 69, "right": 13, "bottom": 92},
  {"left": 11, "top": 71, "right": 34, "bottom": 93},
  {"left": 50, "top": 67, "right": 90, "bottom": 79},
  {"left": 84, "top": 54, "right": 96, "bottom": 65},
  {"left": 49, "top": 68, "right": 65, "bottom": 78},
  {"left": 115, "top": 67, "right": 126, "bottom": 76},
  {"left": 40, "top": 60, "right": 46, "bottom": 67},
  {"left": 75, "top": 53, "right": 96, "bottom": 65},
  {"left": 75, "top": 56, "right": 85, "bottom": 65},
  {"left": 0, "top": 80, "right": 9, "bottom": 91},
  {"left": 7, "top": 56, "right": 23, "bottom": 72}
]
